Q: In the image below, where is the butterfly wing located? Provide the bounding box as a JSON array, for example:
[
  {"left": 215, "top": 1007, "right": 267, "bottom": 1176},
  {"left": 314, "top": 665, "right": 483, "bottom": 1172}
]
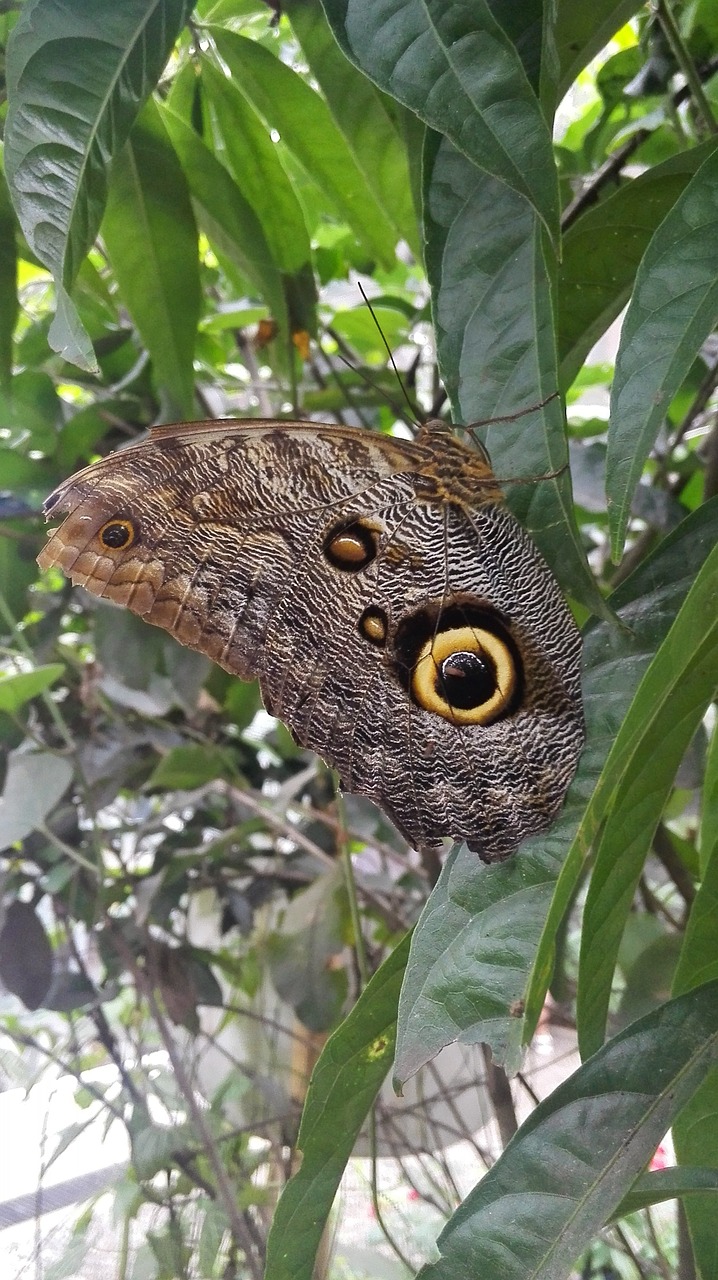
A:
[{"left": 39, "top": 419, "right": 584, "bottom": 859}]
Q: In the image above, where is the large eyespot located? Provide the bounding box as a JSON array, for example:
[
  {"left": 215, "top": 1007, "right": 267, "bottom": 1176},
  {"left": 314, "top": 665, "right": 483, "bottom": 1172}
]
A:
[
  {"left": 98, "top": 518, "right": 136, "bottom": 550},
  {"left": 324, "top": 518, "right": 378, "bottom": 572},
  {"left": 411, "top": 625, "right": 517, "bottom": 725}
]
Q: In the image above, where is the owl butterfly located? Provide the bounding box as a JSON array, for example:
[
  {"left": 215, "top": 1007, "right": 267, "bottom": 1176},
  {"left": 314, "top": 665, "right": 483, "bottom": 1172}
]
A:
[{"left": 38, "top": 417, "right": 584, "bottom": 862}]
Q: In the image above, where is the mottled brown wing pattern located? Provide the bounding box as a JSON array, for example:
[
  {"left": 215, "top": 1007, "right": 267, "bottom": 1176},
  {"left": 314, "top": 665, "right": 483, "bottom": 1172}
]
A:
[{"left": 38, "top": 418, "right": 584, "bottom": 860}]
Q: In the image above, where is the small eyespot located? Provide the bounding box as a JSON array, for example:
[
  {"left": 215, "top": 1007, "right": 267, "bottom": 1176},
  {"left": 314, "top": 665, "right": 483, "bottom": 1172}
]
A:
[
  {"left": 324, "top": 519, "right": 378, "bottom": 572},
  {"left": 98, "top": 518, "right": 136, "bottom": 550},
  {"left": 359, "top": 606, "right": 388, "bottom": 647},
  {"left": 411, "top": 625, "right": 517, "bottom": 725}
]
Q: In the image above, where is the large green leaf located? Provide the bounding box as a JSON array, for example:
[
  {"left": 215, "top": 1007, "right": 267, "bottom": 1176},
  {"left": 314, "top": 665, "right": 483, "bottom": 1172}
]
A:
[
  {"left": 0, "top": 665, "right": 65, "bottom": 715},
  {"left": 4, "top": 0, "right": 193, "bottom": 369},
  {"left": 264, "top": 933, "right": 410, "bottom": 1280},
  {"left": 608, "top": 145, "right": 718, "bottom": 558},
  {"left": 160, "top": 104, "right": 289, "bottom": 339},
  {"left": 577, "top": 541, "right": 718, "bottom": 1058},
  {"left": 102, "top": 101, "right": 200, "bottom": 417},
  {"left": 396, "top": 500, "right": 718, "bottom": 1081},
  {"left": 416, "top": 983, "right": 718, "bottom": 1280},
  {"left": 321, "top": 0, "right": 559, "bottom": 237},
  {"left": 423, "top": 130, "right": 603, "bottom": 614},
  {"left": 559, "top": 141, "right": 718, "bottom": 388},
  {"left": 284, "top": 0, "right": 419, "bottom": 255},
  {"left": 208, "top": 29, "right": 400, "bottom": 269},
  {"left": 199, "top": 56, "right": 316, "bottom": 331}
]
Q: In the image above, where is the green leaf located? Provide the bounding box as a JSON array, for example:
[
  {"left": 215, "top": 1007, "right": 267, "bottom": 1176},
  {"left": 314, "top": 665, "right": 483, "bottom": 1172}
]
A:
[
  {"left": 102, "top": 100, "right": 200, "bottom": 416},
  {"left": 396, "top": 500, "right": 718, "bottom": 1081},
  {"left": 201, "top": 58, "right": 314, "bottom": 282},
  {"left": 284, "top": 0, "right": 419, "bottom": 255},
  {"left": 0, "top": 157, "right": 18, "bottom": 394},
  {"left": 209, "top": 29, "right": 400, "bottom": 269},
  {"left": 555, "top": 0, "right": 645, "bottom": 100},
  {"left": 0, "top": 664, "right": 65, "bottom": 714},
  {"left": 576, "top": 542, "right": 718, "bottom": 1058},
  {"left": 608, "top": 145, "right": 718, "bottom": 558},
  {"left": 423, "top": 130, "right": 603, "bottom": 614},
  {"left": 611, "top": 1167, "right": 718, "bottom": 1219},
  {"left": 321, "top": 0, "right": 559, "bottom": 237},
  {"left": 674, "top": 1067, "right": 718, "bottom": 1278},
  {"left": 264, "top": 933, "right": 410, "bottom": 1280},
  {"left": 160, "top": 104, "right": 289, "bottom": 337},
  {"left": 672, "top": 809, "right": 718, "bottom": 1277},
  {"left": 700, "top": 724, "right": 718, "bottom": 875},
  {"left": 268, "top": 868, "right": 349, "bottom": 1033},
  {"left": 416, "top": 982, "right": 718, "bottom": 1280},
  {"left": 146, "top": 744, "right": 238, "bottom": 791},
  {"left": 4, "top": 0, "right": 193, "bottom": 369},
  {"left": 0, "top": 750, "right": 73, "bottom": 849},
  {"left": 523, "top": 501, "right": 718, "bottom": 1041},
  {"left": 559, "top": 140, "right": 718, "bottom": 388}
]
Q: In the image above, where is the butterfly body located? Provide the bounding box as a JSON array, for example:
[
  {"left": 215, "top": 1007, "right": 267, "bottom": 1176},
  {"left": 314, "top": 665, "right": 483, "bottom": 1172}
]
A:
[{"left": 39, "top": 418, "right": 584, "bottom": 860}]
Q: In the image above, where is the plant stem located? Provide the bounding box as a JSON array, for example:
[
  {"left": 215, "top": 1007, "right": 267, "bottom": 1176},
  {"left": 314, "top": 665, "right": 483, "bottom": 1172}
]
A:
[{"left": 654, "top": 0, "right": 718, "bottom": 135}]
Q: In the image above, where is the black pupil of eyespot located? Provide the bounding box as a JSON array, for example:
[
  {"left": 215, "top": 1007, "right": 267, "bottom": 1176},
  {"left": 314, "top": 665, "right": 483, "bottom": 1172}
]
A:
[
  {"left": 437, "top": 650, "right": 496, "bottom": 710},
  {"left": 102, "top": 523, "right": 130, "bottom": 548}
]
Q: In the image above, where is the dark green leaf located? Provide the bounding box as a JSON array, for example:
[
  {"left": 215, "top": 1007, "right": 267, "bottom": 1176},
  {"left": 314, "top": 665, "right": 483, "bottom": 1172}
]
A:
[
  {"left": 577, "top": 542, "right": 718, "bottom": 1058},
  {"left": 0, "top": 162, "right": 18, "bottom": 394},
  {"left": 0, "top": 900, "right": 53, "bottom": 1009},
  {"left": 611, "top": 1167, "right": 718, "bottom": 1219},
  {"left": 608, "top": 145, "right": 718, "bottom": 558},
  {"left": 102, "top": 100, "right": 200, "bottom": 416},
  {"left": 555, "top": 0, "right": 645, "bottom": 99},
  {"left": 423, "top": 131, "right": 601, "bottom": 613},
  {"left": 417, "top": 983, "right": 718, "bottom": 1280},
  {"left": 5, "top": 0, "right": 193, "bottom": 368},
  {"left": 265, "top": 933, "right": 410, "bottom": 1280},
  {"left": 524, "top": 501, "right": 718, "bottom": 1038},
  {"left": 322, "top": 0, "right": 559, "bottom": 236},
  {"left": 559, "top": 141, "right": 718, "bottom": 387}
]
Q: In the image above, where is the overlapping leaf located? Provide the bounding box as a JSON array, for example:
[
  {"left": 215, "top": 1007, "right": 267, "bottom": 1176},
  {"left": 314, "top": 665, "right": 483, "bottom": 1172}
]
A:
[
  {"left": 4, "top": 0, "right": 193, "bottom": 368},
  {"left": 416, "top": 983, "right": 718, "bottom": 1280},
  {"left": 576, "top": 541, "right": 718, "bottom": 1058},
  {"left": 608, "top": 145, "right": 718, "bottom": 558},
  {"left": 322, "top": 0, "right": 559, "bottom": 236}
]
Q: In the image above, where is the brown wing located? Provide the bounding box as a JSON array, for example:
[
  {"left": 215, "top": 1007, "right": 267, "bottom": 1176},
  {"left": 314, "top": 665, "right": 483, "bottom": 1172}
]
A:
[{"left": 39, "top": 418, "right": 583, "bottom": 859}]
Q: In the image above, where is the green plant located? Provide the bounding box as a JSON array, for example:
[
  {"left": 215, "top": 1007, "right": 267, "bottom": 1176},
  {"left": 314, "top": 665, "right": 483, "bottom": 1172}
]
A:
[{"left": 1, "top": 2, "right": 718, "bottom": 1278}]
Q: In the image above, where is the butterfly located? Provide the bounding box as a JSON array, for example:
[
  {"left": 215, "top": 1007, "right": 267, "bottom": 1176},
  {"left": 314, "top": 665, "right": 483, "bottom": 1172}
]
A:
[{"left": 38, "top": 416, "right": 584, "bottom": 861}]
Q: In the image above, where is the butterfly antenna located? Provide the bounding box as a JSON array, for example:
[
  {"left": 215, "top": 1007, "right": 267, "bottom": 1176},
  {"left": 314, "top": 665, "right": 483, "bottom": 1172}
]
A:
[
  {"left": 357, "top": 281, "right": 421, "bottom": 427},
  {"left": 327, "top": 339, "right": 417, "bottom": 426},
  {"left": 465, "top": 390, "right": 560, "bottom": 433}
]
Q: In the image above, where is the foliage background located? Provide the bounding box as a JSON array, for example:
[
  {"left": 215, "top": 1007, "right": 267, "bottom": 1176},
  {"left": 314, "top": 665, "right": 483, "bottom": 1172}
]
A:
[{"left": 1, "top": 1, "right": 718, "bottom": 1277}]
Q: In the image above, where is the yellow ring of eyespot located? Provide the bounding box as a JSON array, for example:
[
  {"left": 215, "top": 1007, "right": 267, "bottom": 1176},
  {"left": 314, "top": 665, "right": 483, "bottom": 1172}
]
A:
[
  {"left": 411, "top": 625, "right": 516, "bottom": 725},
  {"left": 98, "top": 518, "right": 136, "bottom": 550}
]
